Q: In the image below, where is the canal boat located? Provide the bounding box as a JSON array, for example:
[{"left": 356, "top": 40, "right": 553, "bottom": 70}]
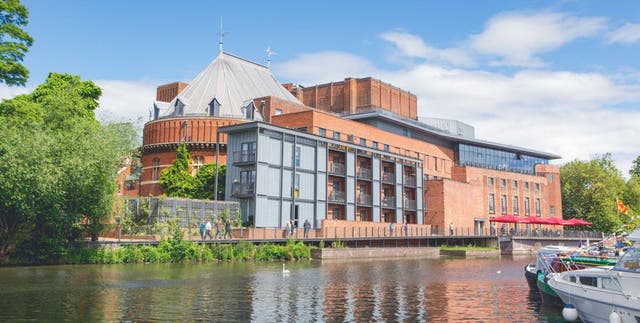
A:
[
  {"left": 547, "top": 247, "right": 640, "bottom": 322},
  {"left": 524, "top": 245, "right": 575, "bottom": 291}
]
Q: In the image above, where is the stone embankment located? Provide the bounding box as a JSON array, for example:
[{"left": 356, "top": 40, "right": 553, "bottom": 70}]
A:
[{"left": 311, "top": 247, "right": 440, "bottom": 260}]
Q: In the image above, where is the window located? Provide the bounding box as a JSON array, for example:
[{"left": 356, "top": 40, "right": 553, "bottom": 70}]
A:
[
  {"left": 488, "top": 193, "right": 495, "bottom": 213},
  {"left": 383, "top": 144, "right": 389, "bottom": 151},
  {"left": 240, "top": 170, "right": 255, "bottom": 184},
  {"left": 500, "top": 179, "right": 506, "bottom": 189},
  {"left": 524, "top": 197, "right": 530, "bottom": 215},
  {"left": 372, "top": 141, "right": 378, "bottom": 149},
  {"left": 512, "top": 180, "right": 518, "bottom": 190},
  {"left": 192, "top": 156, "right": 204, "bottom": 174},
  {"left": 294, "top": 173, "right": 300, "bottom": 197},
  {"left": 500, "top": 195, "right": 507, "bottom": 214},
  {"left": 332, "top": 207, "right": 340, "bottom": 220},
  {"left": 240, "top": 142, "right": 256, "bottom": 162},
  {"left": 513, "top": 196, "right": 519, "bottom": 215},
  {"left": 359, "top": 138, "right": 366, "bottom": 146},
  {"left": 274, "top": 108, "right": 283, "bottom": 116},
  {"left": 547, "top": 174, "right": 553, "bottom": 183},
  {"left": 294, "top": 147, "right": 301, "bottom": 167},
  {"left": 152, "top": 157, "right": 160, "bottom": 180},
  {"left": 384, "top": 212, "right": 391, "bottom": 222},
  {"left": 333, "top": 131, "right": 340, "bottom": 140},
  {"left": 360, "top": 210, "right": 367, "bottom": 221},
  {"left": 535, "top": 198, "right": 541, "bottom": 216},
  {"left": 333, "top": 180, "right": 341, "bottom": 192},
  {"left": 550, "top": 206, "right": 555, "bottom": 216},
  {"left": 487, "top": 177, "right": 494, "bottom": 188},
  {"left": 524, "top": 182, "right": 529, "bottom": 191},
  {"left": 535, "top": 183, "right": 540, "bottom": 193},
  {"left": 434, "top": 157, "right": 439, "bottom": 171},
  {"left": 347, "top": 135, "right": 354, "bottom": 143},
  {"left": 318, "top": 128, "right": 326, "bottom": 137}
]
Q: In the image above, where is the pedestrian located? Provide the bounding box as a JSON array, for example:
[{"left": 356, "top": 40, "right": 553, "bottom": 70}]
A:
[
  {"left": 215, "top": 218, "right": 222, "bottom": 239},
  {"left": 449, "top": 222, "right": 454, "bottom": 236},
  {"left": 285, "top": 219, "right": 291, "bottom": 238},
  {"left": 289, "top": 220, "right": 295, "bottom": 236},
  {"left": 389, "top": 222, "right": 394, "bottom": 236},
  {"left": 205, "top": 220, "right": 213, "bottom": 240},
  {"left": 403, "top": 221, "right": 408, "bottom": 236},
  {"left": 303, "top": 219, "right": 311, "bottom": 238},
  {"left": 224, "top": 219, "right": 232, "bottom": 239},
  {"left": 199, "top": 220, "right": 206, "bottom": 241}
]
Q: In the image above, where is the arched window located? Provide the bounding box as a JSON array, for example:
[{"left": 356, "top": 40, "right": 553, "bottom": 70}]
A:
[
  {"left": 192, "top": 156, "right": 204, "bottom": 174},
  {"left": 152, "top": 157, "right": 160, "bottom": 180}
]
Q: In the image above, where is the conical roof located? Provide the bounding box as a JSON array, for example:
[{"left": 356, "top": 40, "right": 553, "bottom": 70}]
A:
[{"left": 160, "top": 51, "right": 300, "bottom": 118}]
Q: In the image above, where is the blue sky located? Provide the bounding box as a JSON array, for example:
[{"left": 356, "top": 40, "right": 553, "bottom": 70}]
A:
[{"left": 3, "top": 0, "right": 640, "bottom": 174}]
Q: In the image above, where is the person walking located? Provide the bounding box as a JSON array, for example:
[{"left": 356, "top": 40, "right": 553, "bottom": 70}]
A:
[
  {"left": 389, "top": 222, "right": 394, "bottom": 236},
  {"left": 285, "top": 219, "right": 291, "bottom": 238},
  {"left": 303, "top": 219, "right": 311, "bottom": 239},
  {"left": 205, "top": 220, "right": 213, "bottom": 240},
  {"left": 224, "top": 219, "right": 232, "bottom": 239},
  {"left": 289, "top": 220, "right": 295, "bottom": 237},
  {"left": 215, "top": 218, "right": 222, "bottom": 239},
  {"left": 449, "top": 222, "right": 454, "bottom": 236},
  {"left": 199, "top": 220, "right": 206, "bottom": 241}
]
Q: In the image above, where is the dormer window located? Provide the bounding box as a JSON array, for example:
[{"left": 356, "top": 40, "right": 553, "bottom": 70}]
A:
[
  {"left": 209, "top": 98, "right": 220, "bottom": 116},
  {"left": 175, "top": 99, "right": 185, "bottom": 116}
]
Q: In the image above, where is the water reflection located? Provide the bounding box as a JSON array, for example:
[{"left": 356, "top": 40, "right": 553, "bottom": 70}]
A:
[{"left": 0, "top": 257, "right": 567, "bottom": 322}]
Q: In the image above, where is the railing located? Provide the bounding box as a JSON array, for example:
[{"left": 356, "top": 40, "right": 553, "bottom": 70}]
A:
[
  {"left": 233, "top": 150, "right": 256, "bottom": 164},
  {"left": 328, "top": 191, "right": 346, "bottom": 203},
  {"left": 357, "top": 194, "right": 372, "bottom": 205},
  {"left": 382, "top": 196, "right": 396, "bottom": 208},
  {"left": 357, "top": 168, "right": 372, "bottom": 180},
  {"left": 404, "top": 199, "right": 417, "bottom": 210},
  {"left": 382, "top": 172, "right": 395, "bottom": 184},
  {"left": 403, "top": 175, "right": 417, "bottom": 187},
  {"left": 329, "top": 163, "right": 346, "bottom": 175},
  {"left": 231, "top": 182, "right": 255, "bottom": 197}
]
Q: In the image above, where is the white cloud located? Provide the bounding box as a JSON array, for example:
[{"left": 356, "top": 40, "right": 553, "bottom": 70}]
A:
[
  {"left": 276, "top": 51, "right": 640, "bottom": 175},
  {"left": 94, "top": 80, "right": 157, "bottom": 128},
  {"left": 379, "top": 31, "right": 475, "bottom": 67},
  {"left": 273, "top": 51, "right": 379, "bottom": 85},
  {"left": 607, "top": 23, "right": 640, "bottom": 44},
  {"left": 470, "top": 12, "right": 607, "bottom": 67},
  {"left": 0, "top": 84, "right": 32, "bottom": 101}
]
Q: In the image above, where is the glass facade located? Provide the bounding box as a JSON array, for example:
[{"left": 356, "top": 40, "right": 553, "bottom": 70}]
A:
[{"left": 457, "top": 144, "right": 549, "bottom": 174}]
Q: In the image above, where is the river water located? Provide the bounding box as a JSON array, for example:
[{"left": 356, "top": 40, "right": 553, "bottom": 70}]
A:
[{"left": 0, "top": 256, "right": 567, "bottom": 322}]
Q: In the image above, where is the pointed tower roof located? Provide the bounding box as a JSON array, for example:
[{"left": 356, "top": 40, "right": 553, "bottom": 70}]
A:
[{"left": 161, "top": 51, "right": 301, "bottom": 118}]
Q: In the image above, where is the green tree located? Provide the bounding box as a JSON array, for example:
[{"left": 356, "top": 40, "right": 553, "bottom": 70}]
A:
[
  {"left": 193, "top": 163, "right": 226, "bottom": 200},
  {"left": 0, "top": 0, "right": 34, "bottom": 86},
  {"left": 630, "top": 155, "right": 640, "bottom": 179},
  {"left": 560, "top": 154, "right": 627, "bottom": 233},
  {"left": 0, "top": 73, "right": 136, "bottom": 263},
  {"left": 159, "top": 143, "right": 197, "bottom": 198}
]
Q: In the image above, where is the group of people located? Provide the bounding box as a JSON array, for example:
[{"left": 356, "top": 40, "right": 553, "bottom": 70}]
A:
[
  {"left": 285, "top": 219, "right": 312, "bottom": 238},
  {"left": 199, "top": 218, "right": 232, "bottom": 241}
]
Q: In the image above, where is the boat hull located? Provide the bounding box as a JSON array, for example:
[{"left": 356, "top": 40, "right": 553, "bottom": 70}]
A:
[
  {"left": 535, "top": 272, "right": 564, "bottom": 306},
  {"left": 524, "top": 264, "right": 538, "bottom": 290}
]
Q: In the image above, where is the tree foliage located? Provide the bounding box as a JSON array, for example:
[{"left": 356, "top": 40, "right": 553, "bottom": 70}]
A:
[
  {"left": 159, "top": 143, "right": 226, "bottom": 199},
  {"left": 560, "top": 153, "right": 636, "bottom": 233},
  {"left": 0, "top": 73, "right": 137, "bottom": 263},
  {"left": 0, "top": 0, "right": 34, "bottom": 86},
  {"left": 193, "top": 163, "right": 226, "bottom": 200},
  {"left": 631, "top": 155, "right": 640, "bottom": 179}
]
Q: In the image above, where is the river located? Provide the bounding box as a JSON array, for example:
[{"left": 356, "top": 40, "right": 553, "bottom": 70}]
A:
[{"left": 0, "top": 256, "right": 567, "bottom": 322}]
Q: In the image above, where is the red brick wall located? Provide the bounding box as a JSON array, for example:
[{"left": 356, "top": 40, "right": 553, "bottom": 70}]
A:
[
  {"left": 251, "top": 96, "right": 310, "bottom": 123},
  {"left": 156, "top": 82, "right": 188, "bottom": 102}
]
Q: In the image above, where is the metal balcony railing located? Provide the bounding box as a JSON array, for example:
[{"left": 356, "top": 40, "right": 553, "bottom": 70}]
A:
[
  {"left": 328, "top": 190, "right": 346, "bottom": 203},
  {"left": 382, "top": 172, "right": 395, "bottom": 184},
  {"left": 357, "top": 168, "right": 372, "bottom": 180},
  {"left": 404, "top": 199, "right": 417, "bottom": 210},
  {"left": 357, "top": 194, "right": 372, "bottom": 205},
  {"left": 382, "top": 196, "right": 396, "bottom": 208},
  {"left": 329, "top": 163, "right": 346, "bottom": 175},
  {"left": 403, "top": 175, "right": 417, "bottom": 187},
  {"left": 233, "top": 150, "right": 256, "bottom": 164},
  {"left": 231, "top": 182, "right": 255, "bottom": 197}
]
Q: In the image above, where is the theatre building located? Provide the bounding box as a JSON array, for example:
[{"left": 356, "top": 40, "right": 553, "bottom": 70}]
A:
[{"left": 139, "top": 49, "right": 562, "bottom": 234}]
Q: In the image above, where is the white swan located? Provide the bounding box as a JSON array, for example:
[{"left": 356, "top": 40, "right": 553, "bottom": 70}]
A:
[{"left": 282, "top": 263, "right": 290, "bottom": 275}]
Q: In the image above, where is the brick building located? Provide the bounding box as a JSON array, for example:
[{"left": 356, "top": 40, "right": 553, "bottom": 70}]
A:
[{"left": 138, "top": 50, "right": 562, "bottom": 234}]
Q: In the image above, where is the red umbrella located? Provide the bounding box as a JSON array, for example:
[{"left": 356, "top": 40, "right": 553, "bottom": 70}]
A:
[
  {"left": 563, "top": 218, "right": 591, "bottom": 226},
  {"left": 540, "top": 217, "right": 564, "bottom": 225},
  {"left": 521, "top": 216, "right": 548, "bottom": 224},
  {"left": 489, "top": 214, "right": 522, "bottom": 223}
]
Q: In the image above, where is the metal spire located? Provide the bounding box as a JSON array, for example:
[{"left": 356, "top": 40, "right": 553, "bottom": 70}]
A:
[
  {"left": 265, "top": 46, "right": 277, "bottom": 69},
  {"left": 218, "top": 17, "right": 229, "bottom": 53}
]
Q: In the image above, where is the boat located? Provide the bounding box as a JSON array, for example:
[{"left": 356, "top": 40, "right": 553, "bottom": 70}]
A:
[
  {"left": 547, "top": 246, "right": 640, "bottom": 322},
  {"left": 525, "top": 245, "right": 575, "bottom": 291}
]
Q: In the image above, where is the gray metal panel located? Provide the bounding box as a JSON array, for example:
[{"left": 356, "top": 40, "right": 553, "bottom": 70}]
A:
[
  {"left": 372, "top": 157, "right": 380, "bottom": 181},
  {"left": 297, "top": 202, "right": 315, "bottom": 228},
  {"left": 316, "top": 173, "right": 326, "bottom": 201},
  {"left": 259, "top": 135, "right": 282, "bottom": 165},
  {"left": 417, "top": 188, "right": 423, "bottom": 225},
  {"left": 316, "top": 203, "right": 325, "bottom": 227},
  {"left": 395, "top": 184, "right": 402, "bottom": 208},
  {"left": 283, "top": 141, "right": 293, "bottom": 168},
  {"left": 346, "top": 204, "right": 354, "bottom": 221},
  {"left": 299, "top": 172, "right": 315, "bottom": 200},
  {"left": 416, "top": 167, "right": 423, "bottom": 188},
  {"left": 347, "top": 177, "right": 355, "bottom": 203},
  {"left": 372, "top": 181, "right": 380, "bottom": 206},
  {"left": 346, "top": 150, "right": 355, "bottom": 174},
  {"left": 373, "top": 207, "right": 380, "bottom": 222},
  {"left": 281, "top": 201, "right": 291, "bottom": 225},
  {"left": 282, "top": 169, "right": 292, "bottom": 198},
  {"left": 300, "top": 145, "right": 315, "bottom": 171},
  {"left": 255, "top": 197, "right": 280, "bottom": 227},
  {"left": 396, "top": 209, "right": 403, "bottom": 223},
  {"left": 395, "top": 162, "right": 403, "bottom": 183},
  {"left": 258, "top": 165, "right": 280, "bottom": 196},
  {"left": 317, "top": 146, "right": 326, "bottom": 172}
]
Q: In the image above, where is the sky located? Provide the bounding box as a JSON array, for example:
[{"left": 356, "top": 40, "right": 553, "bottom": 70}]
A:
[{"left": 2, "top": 0, "right": 639, "bottom": 175}]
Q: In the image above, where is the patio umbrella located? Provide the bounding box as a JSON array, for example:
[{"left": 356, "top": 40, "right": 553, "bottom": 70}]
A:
[
  {"left": 521, "top": 216, "right": 548, "bottom": 224},
  {"left": 563, "top": 218, "right": 591, "bottom": 226},
  {"left": 540, "top": 217, "right": 564, "bottom": 225},
  {"left": 489, "top": 214, "right": 522, "bottom": 223}
]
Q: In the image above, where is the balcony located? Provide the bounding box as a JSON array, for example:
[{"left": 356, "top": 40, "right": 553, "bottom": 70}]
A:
[
  {"left": 329, "top": 163, "right": 346, "bottom": 176},
  {"left": 404, "top": 199, "right": 417, "bottom": 210},
  {"left": 357, "top": 193, "right": 372, "bottom": 205},
  {"left": 328, "top": 190, "right": 346, "bottom": 203},
  {"left": 233, "top": 150, "right": 256, "bottom": 165},
  {"left": 382, "top": 172, "right": 395, "bottom": 184},
  {"left": 403, "top": 175, "right": 417, "bottom": 187},
  {"left": 382, "top": 196, "right": 395, "bottom": 208},
  {"left": 357, "top": 168, "right": 372, "bottom": 180},
  {"left": 231, "top": 182, "right": 255, "bottom": 198}
]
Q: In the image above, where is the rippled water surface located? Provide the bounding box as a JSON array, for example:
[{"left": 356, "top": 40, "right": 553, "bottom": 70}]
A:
[{"left": 0, "top": 257, "right": 567, "bottom": 322}]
